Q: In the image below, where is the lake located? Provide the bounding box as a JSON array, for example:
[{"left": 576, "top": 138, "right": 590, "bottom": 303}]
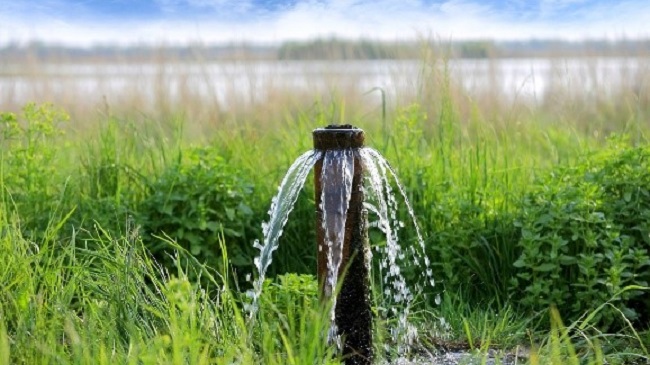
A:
[{"left": 1, "top": 58, "right": 647, "bottom": 113}]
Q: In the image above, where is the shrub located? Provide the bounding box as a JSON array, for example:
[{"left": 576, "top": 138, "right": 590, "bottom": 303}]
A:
[
  {"left": 509, "top": 138, "right": 650, "bottom": 327},
  {"left": 138, "top": 146, "right": 256, "bottom": 277},
  {"left": 424, "top": 198, "right": 520, "bottom": 304},
  {"left": 0, "top": 103, "right": 70, "bottom": 237}
]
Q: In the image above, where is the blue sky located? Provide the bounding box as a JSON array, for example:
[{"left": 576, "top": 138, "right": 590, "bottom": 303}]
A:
[{"left": 0, "top": 0, "right": 648, "bottom": 46}]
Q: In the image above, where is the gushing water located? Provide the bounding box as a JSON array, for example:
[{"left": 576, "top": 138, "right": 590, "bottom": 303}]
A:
[
  {"left": 246, "top": 150, "right": 322, "bottom": 321},
  {"left": 248, "top": 146, "right": 435, "bottom": 356},
  {"left": 319, "top": 149, "right": 355, "bottom": 347},
  {"left": 360, "top": 148, "right": 434, "bottom": 354}
]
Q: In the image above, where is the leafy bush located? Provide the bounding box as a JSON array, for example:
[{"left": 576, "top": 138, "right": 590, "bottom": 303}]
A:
[
  {"left": 0, "top": 103, "right": 70, "bottom": 236},
  {"left": 421, "top": 137, "right": 650, "bottom": 328},
  {"left": 509, "top": 139, "right": 650, "bottom": 327},
  {"left": 138, "top": 146, "right": 256, "bottom": 276},
  {"left": 424, "top": 196, "right": 520, "bottom": 304}
]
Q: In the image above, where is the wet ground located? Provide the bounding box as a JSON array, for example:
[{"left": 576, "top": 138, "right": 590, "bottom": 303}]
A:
[
  {"left": 384, "top": 346, "right": 530, "bottom": 365},
  {"left": 407, "top": 349, "right": 526, "bottom": 364}
]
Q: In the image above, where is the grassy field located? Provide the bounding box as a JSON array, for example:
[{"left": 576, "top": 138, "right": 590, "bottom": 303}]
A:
[{"left": 1, "top": 46, "right": 650, "bottom": 364}]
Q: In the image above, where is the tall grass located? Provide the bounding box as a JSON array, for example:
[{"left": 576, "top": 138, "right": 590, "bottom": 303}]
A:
[
  {"left": 1, "top": 42, "right": 648, "bottom": 139},
  {"left": 0, "top": 209, "right": 343, "bottom": 364}
]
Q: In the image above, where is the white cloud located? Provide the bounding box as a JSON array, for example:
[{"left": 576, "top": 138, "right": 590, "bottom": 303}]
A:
[{"left": 0, "top": 0, "right": 648, "bottom": 46}]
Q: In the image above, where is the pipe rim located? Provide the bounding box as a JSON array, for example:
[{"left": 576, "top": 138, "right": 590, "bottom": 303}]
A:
[{"left": 313, "top": 125, "right": 365, "bottom": 150}]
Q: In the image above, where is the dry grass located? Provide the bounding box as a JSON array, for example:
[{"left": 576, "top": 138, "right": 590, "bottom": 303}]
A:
[{"left": 0, "top": 43, "right": 648, "bottom": 142}]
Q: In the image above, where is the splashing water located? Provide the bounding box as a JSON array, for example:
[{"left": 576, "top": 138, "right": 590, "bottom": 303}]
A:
[
  {"left": 248, "top": 146, "right": 435, "bottom": 356},
  {"left": 246, "top": 150, "right": 322, "bottom": 321},
  {"left": 360, "top": 147, "right": 434, "bottom": 354}
]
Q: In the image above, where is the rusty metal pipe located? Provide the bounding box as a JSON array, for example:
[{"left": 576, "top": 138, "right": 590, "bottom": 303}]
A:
[{"left": 313, "top": 125, "right": 372, "bottom": 365}]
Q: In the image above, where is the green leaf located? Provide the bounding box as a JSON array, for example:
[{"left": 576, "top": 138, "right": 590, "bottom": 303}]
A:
[
  {"left": 225, "top": 208, "right": 235, "bottom": 221},
  {"left": 624, "top": 191, "right": 632, "bottom": 202},
  {"left": 205, "top": 221, "right": 221, "bottom": 232},
  {"left": 513, "top": 257, "right": 527, "bottom": 268},
  {"left": 535, "top": 263, "right": 557, "bottom": 272},
  {"left": 190, "top": 243, "right": 202, "bottom": 256},
  {"left": 558, "top": 255, "right": 577, "bottom": 265},
  {"left": 238, "top": 202, "right": 253, "bottom": 216},
  {"left": 223, "top": 228, "right": 241, "bottom": 237},
  {"left": 535, "top": 214, "right": 553, "bottom": 226}
]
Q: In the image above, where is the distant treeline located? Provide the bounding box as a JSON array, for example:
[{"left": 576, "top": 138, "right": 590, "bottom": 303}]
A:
[
  {"left": 277, "top": 38, "right": 418, "bottom": 59},
  {"left": 1, "top": 38, "right": 649, "bottom": 62},
  {"left": 278, "top": 38, "right": 650, "bottom": 59},
  {"left": 0, "top": 42, "right": 277, "bottom": 63}
]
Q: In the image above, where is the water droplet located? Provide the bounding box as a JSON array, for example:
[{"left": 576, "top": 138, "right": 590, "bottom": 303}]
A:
[{"left": 253, "top": 239, "right": 263, "bottom": 250}]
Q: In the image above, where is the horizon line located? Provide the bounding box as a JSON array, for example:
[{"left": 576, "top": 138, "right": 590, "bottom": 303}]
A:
[{"left": 3, "top": 36, "right": 650, "bottom": 49}]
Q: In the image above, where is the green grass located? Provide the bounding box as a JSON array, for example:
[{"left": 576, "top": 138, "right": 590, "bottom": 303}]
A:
[
  {"left": 1, "top": 49, "right": 650, "bottom": 363},
  {"left": 0, "top": 215, "right": 340, "bottom": 364}
]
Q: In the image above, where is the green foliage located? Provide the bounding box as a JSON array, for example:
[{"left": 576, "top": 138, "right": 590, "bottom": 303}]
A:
[
  {"left": 425, "top": 201, "right": 521, "bottom": 304},
  {"left": 255, "top": 274, "right": 341, "bottom": 365},
  {"left": 0, "top": 103, "right": 69, "bottom": 236},
  {"left": 529, "top": 304, "right": 649, "bottom": 365},
  {"left": 73, "top": 117, "right": 154, "bottom": 238},
  {"left": 138, "top": 145, "right": 256, "bottom": 274},
  {"left": 277, "top": 37, "right": 416, "bottom": 60},
  {"left": 510, "top": 139, "right": 650, "bottom": 327},
  {"left": 0, "top": 215, "right": 339, "bottom": 364},
  {"left": 260, "top": 273, "right": 318, "bottom": 315},
  {"left": 454, "top": 41, "right": 495, "bottom": 58},
  {"left": 1, "top": 94, "right": 650, "bottom": 362}
]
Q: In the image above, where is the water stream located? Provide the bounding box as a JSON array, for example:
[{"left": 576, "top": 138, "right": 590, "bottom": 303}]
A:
[
  {"left": 319, "top": 148, "right": 355, "bottom": 347},
  {"left": 360, "top": 147, "right": 434, "bottom": 354},
  {"left": 246, "top": 149, "right": 322, "bottom": 320},
  {"left": 248, "top": 145, "right": 435, "bottom": 357}
]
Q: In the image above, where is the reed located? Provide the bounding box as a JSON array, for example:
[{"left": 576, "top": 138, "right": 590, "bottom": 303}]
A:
[{"left": 1, "top": 41, "right": 648, "bottom": 140}]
